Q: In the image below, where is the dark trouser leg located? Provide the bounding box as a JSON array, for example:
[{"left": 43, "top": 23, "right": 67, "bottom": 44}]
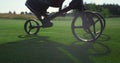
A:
[{"left": 26, "top": 0, "right": 49, "bottom": 24}]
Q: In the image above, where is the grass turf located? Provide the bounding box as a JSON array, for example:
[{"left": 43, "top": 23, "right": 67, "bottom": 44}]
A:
[{"left": 0, "top": 17, "right": 120, "bottom": 63}]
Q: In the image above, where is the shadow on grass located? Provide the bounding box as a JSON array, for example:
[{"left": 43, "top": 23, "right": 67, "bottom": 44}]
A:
[{"left": 0, "top": 34, "right": 110, "bottom": 63}]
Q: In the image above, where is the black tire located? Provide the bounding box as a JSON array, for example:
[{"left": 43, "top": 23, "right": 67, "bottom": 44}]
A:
[
  {"left": 24, "top": 19, "right": 40, "bottom": 35},
  {"left": 71, "top": 11, "right": 103, "bottom": 42}
]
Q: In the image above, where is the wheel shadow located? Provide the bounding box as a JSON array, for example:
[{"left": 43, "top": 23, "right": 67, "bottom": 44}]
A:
[
  {"left": 72, "top": 34, "right": 111, "bottom": 56},
  {"left": 97, "top": 34, "right": 111, "bottom": 42},
  {"left": 0, "top": 34, "right": 110, "bottom": 63}
]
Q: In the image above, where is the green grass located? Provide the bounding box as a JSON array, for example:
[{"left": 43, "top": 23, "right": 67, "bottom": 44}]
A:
[{"left": 0, "top": 17, "right": 120, "bottom": 63}]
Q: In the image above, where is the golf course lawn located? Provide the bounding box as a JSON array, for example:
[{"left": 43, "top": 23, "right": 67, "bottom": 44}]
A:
[{"left": 0, "top": 17, "right": 120, "bottom": 63}]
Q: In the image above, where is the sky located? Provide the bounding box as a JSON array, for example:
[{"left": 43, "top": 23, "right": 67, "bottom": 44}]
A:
[{"left": 0, "top": 0, "right": 120, "bottom": 14}]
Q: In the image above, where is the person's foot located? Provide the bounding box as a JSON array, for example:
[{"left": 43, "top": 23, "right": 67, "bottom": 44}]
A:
[
  {"left": 41, "top": 17, "right": 53, "bottom": 28},
  {"left": 42, "top": 21, "right": 53, "bottom": 28}
]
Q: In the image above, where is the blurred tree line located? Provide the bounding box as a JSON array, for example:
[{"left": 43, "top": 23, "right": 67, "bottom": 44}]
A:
[
  {"left": 70, "top": 3, "right": 120, "bottom": 17},
  {"left": 85, "top": 3, "right": 120, "bottom": 17}
]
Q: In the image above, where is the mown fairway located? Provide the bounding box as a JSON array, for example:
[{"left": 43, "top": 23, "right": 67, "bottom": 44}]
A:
[{"left": 0, "top": 17, "right": 120, "bottom": 63}]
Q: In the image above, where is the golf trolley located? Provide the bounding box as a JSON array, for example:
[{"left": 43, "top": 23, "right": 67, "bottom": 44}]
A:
[{"left": 24, "top": 4, "right": 106, "bottom": 42}]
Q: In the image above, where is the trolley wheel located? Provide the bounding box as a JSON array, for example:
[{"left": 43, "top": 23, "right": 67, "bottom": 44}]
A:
[
  {"left": 24, "top": 19, "right": 40, "bottom": 35},
  {"left": 71, "top": 11, "right": 104, "bottom": 42}
]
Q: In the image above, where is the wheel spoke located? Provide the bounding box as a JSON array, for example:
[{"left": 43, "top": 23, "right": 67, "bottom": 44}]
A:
[
  {"left": 28, "top": 28, "right": 32, "bottom": 32},
  {"left": 93, "top": 24, "right": 97, "bottom": 35},
  {"left": 88, "top": 28, "right": 95, "bottom": 40},
  {"left": 94, "top": 19, "right": 99, "bottom": 24},
  {"left": 29, "top": 21, "right": 32, "bottom": 27}
]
